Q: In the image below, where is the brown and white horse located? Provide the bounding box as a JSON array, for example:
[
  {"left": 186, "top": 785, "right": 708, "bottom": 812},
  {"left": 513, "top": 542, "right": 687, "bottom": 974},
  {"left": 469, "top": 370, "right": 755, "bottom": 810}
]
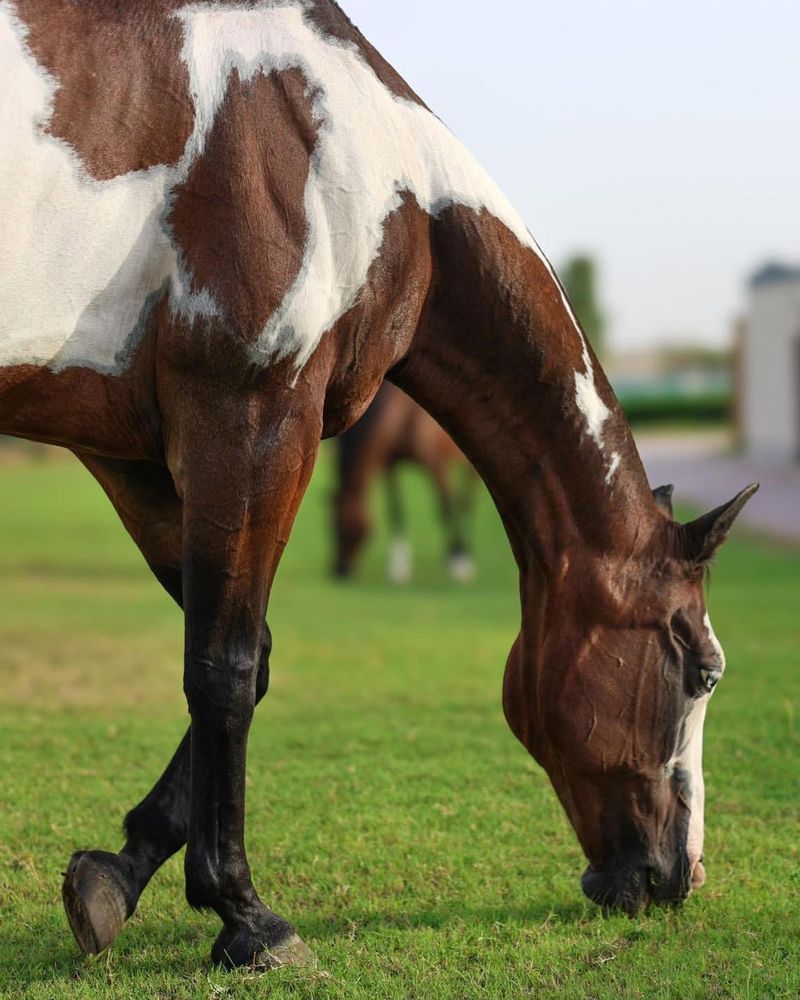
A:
[
  {"left": 0, "top": 0, "right": 756, "bottom": 971},
  {"left": 333, "top": 381, "right": 477, "bottom": 582}
]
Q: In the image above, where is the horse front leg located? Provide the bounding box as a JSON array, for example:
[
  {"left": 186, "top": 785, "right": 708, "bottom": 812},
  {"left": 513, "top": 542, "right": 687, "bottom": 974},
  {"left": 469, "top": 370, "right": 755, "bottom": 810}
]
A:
[
  {"left": 62, "top": 636, "right": 274, "bottom": 958},
  {"left": 60, "top": 458, "right": 189, "bottom": 954},
  {"left": 62, "top": 458, "right": 279, "bottom": 955},
  {"left": 173, "top": 401, "right": 319, "bottom": 970}
]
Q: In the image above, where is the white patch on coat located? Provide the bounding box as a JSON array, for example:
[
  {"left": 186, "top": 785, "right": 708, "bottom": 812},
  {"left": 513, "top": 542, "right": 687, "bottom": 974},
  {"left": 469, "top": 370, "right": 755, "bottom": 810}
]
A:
[
  {"left": 0, "top": 0, "right": 616, "bottom": 474},
  {"left": 175, "top": 1, "right": 549, "bottom": 367},
  {"left": 604, "top": 451, "right": 621, "bottom": 485},
  {"left": 0, "top": 6, "right": 175, "bottom": 371},
  {"left": 574, "top": 338, "right": 610, "bottom": 448}
]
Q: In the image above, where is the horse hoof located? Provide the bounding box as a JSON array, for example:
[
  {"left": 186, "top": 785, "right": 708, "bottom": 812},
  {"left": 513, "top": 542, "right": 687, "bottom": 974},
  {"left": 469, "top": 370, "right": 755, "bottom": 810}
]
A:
[
  {"left": 212, "top": 927, "right": 315, "bottom": 970},
  {"left": 62, "top": 851, "right": 135, "bottom": 955}
]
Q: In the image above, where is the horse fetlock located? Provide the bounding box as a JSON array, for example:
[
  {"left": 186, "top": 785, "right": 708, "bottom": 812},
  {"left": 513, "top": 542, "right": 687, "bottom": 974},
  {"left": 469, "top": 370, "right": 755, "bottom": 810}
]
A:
[
  {"left": 212, "top": 913, "right": 311, "bottom": 971},
  {"left": 184, "top": 850, "right": 253, "bottom": 914}
]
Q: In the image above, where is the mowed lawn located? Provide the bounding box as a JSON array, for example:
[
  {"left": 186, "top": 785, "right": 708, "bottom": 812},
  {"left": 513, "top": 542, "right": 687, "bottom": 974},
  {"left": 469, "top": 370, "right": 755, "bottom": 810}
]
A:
[{"left": 0, "top": 448, "right": 797, "bottom": 999}]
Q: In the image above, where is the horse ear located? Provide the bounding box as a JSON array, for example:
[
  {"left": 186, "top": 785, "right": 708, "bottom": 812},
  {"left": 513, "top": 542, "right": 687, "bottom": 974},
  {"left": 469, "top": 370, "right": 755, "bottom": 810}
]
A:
[
  {"left": 652, "top": 484, "right": 675, "bottom": 516},
  {"left": 682, "top": 483, "right": 759, "bottom": 564}
]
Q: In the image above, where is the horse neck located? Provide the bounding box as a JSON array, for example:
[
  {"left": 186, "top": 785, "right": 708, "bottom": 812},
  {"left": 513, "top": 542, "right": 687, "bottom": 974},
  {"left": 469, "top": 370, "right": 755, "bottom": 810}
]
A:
[{"left": 392, "top": 205, "right": 658, "bottom": 580}]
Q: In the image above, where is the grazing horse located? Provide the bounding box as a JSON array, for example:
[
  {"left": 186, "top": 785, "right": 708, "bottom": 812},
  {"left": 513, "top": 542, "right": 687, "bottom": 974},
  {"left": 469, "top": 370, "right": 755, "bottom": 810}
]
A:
[
  {"left": 0, "top": 0, "right": 757, "bottom": 972},
  {"left": 333, "top": 381, "right": 477, "bottom": 582}
]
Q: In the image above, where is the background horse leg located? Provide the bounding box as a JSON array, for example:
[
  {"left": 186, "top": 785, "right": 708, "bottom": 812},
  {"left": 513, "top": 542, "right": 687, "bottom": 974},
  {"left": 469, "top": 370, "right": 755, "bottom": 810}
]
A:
[
  {"left": 451, "top": 465, "right": 479, "bottom": 582},
  {"left": 174, "top": 399, "right": 319, "bottom": 969},
  {"left": 427, "top": 462, "right": 476, "bottom": 583},
  {"left": 332, "top": 442, "right": 373, "bottom": 579},
  {"left": 385, "top": 463, "right": 412, "bottom": 583}
]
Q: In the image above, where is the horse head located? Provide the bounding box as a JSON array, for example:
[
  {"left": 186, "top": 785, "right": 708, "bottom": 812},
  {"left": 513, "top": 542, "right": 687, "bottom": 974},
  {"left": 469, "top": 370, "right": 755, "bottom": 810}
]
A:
[{"left": 504, "top": 484, "right": 758, "bottom": 914}]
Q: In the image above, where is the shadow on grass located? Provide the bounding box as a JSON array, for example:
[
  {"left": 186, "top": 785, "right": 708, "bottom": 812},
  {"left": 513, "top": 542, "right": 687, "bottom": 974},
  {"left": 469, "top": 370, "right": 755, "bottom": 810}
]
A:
[
  {"left": 0, "top": 899, "right": 590, "bottom": 987},
  {"left": 299, "top": 899, "right": 591, "bottom": 940},
  {"left": 0, "top": 910, "right": 209, "bottom": 989}
]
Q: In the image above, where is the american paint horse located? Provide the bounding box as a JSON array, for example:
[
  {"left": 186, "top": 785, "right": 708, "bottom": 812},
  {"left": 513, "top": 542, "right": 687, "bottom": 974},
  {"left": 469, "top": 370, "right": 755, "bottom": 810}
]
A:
[
  {"left": 333, "top": 381, "right": 477, "bottom": 582},
  {"left": 0, "top": 0, "right": 757, "bottom": 971}
]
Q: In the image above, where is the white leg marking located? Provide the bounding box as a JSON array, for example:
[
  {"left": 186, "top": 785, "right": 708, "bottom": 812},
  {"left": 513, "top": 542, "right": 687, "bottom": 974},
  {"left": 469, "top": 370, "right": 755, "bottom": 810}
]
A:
[
  {"left": 387, "top": 538, "right": 412, "bottom": 584},
  {"left": 448, "top": 551, "right": 476, "bottom": 584}
]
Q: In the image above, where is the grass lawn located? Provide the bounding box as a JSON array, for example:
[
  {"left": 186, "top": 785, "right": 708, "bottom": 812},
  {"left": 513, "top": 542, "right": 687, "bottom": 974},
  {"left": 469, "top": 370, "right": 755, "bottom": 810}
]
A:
[{"left": 0, "top": 448, "right": 798, "bottom": 999}]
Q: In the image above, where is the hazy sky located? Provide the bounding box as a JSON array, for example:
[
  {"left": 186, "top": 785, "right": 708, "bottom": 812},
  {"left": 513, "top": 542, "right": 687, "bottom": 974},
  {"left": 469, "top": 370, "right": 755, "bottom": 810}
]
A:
[{"left": 344, "top": 0, "right": 798, "bottom": 351}]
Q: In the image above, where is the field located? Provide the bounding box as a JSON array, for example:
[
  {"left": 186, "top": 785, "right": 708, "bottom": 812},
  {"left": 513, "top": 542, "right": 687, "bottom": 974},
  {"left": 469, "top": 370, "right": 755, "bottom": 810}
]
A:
[{"left": 0, "top": 449, "right": 798, "bottom": 999}]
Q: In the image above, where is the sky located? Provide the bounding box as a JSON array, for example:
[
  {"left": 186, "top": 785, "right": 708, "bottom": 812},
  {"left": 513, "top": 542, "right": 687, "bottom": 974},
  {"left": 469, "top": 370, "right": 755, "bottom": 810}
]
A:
[{"left": 344, "top": 0, "right": 799, "bottom": 351}]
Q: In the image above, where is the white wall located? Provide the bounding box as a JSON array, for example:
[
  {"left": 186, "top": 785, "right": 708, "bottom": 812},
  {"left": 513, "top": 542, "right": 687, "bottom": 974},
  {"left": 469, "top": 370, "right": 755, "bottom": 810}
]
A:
[{"left": 743, "top": 278, "right": 800, "bottom": 462}]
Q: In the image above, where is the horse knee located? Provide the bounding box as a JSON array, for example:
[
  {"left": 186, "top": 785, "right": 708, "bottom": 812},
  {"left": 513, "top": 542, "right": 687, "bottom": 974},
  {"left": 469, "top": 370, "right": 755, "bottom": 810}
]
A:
[{"left": 183, "top": 651, "right": 258, "bottom": 727}]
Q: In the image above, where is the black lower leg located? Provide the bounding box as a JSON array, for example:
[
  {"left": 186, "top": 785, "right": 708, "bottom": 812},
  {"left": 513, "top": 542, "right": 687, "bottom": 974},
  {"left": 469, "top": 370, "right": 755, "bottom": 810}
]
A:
[
  {"left": 121, "top": 634, "right": 272, "bottom": 899},
  {"left": 183, "top": 638, "right": 304, "bottom": 969}
]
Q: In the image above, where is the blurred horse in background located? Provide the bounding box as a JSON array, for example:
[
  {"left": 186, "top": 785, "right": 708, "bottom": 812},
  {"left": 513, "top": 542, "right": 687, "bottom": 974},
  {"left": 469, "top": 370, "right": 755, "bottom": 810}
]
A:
[{"left": 332, "top": 382, "right": 477, "bottom": 582}]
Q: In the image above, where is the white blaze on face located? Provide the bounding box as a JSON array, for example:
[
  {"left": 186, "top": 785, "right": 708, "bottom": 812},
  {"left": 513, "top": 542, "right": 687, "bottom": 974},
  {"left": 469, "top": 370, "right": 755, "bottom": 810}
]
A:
[
  {"left": 676, "top": 696, "right": 709, "bottom": 869},
  {"left": 0, "top": 0, "right": 618, "bottom": 476},
  {"left": 703, "top": 612, "right": 726, "bottom": 671},
  {"left": 671, "top": 611, "right": 726, "bottom": 874}
]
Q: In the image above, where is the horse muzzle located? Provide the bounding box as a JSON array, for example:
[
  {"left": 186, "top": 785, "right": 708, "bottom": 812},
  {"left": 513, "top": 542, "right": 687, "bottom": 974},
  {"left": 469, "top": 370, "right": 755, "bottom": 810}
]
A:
[{"left": 581, "top": 853, "right": 693, "bottom": 915}]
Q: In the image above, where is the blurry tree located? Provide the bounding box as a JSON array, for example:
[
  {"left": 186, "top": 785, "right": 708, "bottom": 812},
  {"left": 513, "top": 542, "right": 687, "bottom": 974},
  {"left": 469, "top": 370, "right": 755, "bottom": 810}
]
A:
[{"left": 561, "top": 255, "right": 605, "bottom": 358}]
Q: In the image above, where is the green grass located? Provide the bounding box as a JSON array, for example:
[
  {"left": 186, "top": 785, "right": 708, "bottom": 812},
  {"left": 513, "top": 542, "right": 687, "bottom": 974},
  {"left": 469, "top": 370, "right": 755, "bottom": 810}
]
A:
[{"left": 0, "top": 449, "right": 798, "bottom": 999}]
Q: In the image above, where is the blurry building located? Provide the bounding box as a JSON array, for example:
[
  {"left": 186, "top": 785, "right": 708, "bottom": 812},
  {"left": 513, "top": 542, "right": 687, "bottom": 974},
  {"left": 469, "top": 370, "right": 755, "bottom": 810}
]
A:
[{"left": 738, "top": 263, "right": 800, "bottom": 463}]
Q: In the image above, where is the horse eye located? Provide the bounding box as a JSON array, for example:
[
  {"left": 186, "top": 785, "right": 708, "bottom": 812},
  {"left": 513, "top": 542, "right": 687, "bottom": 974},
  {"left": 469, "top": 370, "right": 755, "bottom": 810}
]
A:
[
  {"left": 670, "top": 613, "right": 722, "bottom": 696},
  {"left": 699, "top": 666, "right": 723, "bottom": 693}
]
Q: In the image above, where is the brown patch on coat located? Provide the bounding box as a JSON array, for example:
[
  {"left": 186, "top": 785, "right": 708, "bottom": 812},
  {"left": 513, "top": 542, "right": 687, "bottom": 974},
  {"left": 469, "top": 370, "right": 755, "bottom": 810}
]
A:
[
  {"left": 306, "top": 1, "right": 427, "bottom": 107},
  {"left": 13, "top": 1, "right": 194, "bottom": 181},
  {"left": 0, "top": 298, "right": 166, "bottom": 459},
  {"left": 168, "top": 67, "right": 319, "bottom": 341}
]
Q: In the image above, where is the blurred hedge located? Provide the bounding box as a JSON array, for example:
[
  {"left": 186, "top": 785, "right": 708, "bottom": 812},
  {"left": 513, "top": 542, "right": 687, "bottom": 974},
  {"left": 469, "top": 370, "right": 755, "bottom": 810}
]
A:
[{"left": 618, "top": 388, "right": 732, "bottom": 426}]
